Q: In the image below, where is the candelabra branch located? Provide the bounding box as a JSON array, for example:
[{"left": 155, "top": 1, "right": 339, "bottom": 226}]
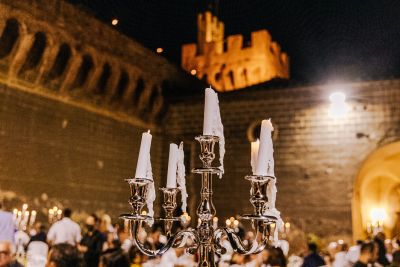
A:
[
  {"left": 214, "top": 223, "right": 270, "bottom": 255},
  {"left": 130, "top": 220, "right": 199, "bottom": 257}
]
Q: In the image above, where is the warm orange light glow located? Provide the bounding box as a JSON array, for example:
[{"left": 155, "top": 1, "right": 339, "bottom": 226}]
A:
[
  {"left": 111, "top": 19, "right": 119, "bottom": 26},
  {"left": 156, "top": 47, "right": 163, "bottom": 54},
  {"left": 181, "top": 12, "right": 289, "bottom": 92},
  {"left": 190, "top": 69, "right": 197, "bottom": 75}
]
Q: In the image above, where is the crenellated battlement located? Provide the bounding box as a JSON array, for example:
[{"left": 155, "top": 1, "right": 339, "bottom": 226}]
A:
[{"left": 182, "top": 11, "right": 290, "bottom": 92}]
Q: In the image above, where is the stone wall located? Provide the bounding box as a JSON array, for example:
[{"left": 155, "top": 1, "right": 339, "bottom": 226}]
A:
[
  {"left": 0, "top": 0, "right": 200, "bottom": 222},
  {"left": 164, "top": 79, "right": 400, "bottom": 239},
  {"left": 0, "top": 82, "right": 168, "bottom": 221},
  {"left": 0, "top": 0, "right": 198, "bottom": 126}
]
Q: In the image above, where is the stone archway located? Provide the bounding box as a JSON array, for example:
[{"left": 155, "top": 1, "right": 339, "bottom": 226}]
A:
[{"left": 352, "top": 141, "right": 400, "bottom": 241}]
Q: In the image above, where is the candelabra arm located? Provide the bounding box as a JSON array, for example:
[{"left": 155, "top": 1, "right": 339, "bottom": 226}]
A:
[
  {"left": 130, "top": 220, "right": 199, "bottom": 257},
  {"left": 214, "top": 225, "right": 269, "bottom": 255}
]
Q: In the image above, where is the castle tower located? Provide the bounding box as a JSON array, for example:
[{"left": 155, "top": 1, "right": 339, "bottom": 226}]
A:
[
  {"left": 182, "top": 12, "right": 290, "bottom": 92},
  {"left": 197, "top": 11, "right": 224, "bottom": 54}
]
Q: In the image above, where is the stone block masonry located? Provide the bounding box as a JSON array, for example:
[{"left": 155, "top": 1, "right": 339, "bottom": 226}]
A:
[
  {"left": 0, "top": 0, "right": 199, "bottom": 125},
  {"left": 0, "top": 0, "right": 202, "bottom": 222},
  {"left": 0, "top": 83, "right": 167, "bottom": 220}
]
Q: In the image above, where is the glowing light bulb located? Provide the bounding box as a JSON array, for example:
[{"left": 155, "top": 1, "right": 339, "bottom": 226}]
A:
[
  {"left": 111, "top": 19, "right": 119, "bottom": 26},
  {"left": 370, "top": 208, "right": 386, "bottom": 225},
  {"left": 329, "top": 92, "right": 346, "bottom": 103},
  {"left": 190, "top": 69, "right": 197, "bottom": 75},
  {"left": 329, "top": 92, "right": 349, "bottom": 119},
  {"left": 156, "top": 47, "right": 163, "bottom": 54}
]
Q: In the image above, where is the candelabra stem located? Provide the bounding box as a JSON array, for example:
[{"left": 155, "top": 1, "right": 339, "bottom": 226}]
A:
[
  {"left": 197, "top": 172, "right": 216, "bottom": 222},
  {"left": 198, "top": 245, "right": 216, "bottom": 267},
  {"left": 193, "top": 135, "right": 221, "bottom": 267},
  {"left": 196, "top": 172, "right": 217, "bottom": 267}
]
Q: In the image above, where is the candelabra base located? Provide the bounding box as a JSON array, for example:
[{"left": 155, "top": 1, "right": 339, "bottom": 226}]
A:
[{"left": 198, "top": 245, "right": 216, "bottom": 267}]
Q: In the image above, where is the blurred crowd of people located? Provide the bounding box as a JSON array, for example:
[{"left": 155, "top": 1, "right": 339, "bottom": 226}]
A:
[
  {"left": 1, "top": 202, "right": 400, "bottom": 267},
  {"left": 297, "top": 232, "right": 400, "bottom": 267}
]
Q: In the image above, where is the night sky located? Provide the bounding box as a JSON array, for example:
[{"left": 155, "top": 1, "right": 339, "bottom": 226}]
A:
[{"left": 68, "top": 0, "right": 400, "bottom": 84}]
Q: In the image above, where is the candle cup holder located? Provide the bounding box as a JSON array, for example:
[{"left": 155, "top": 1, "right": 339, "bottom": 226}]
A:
[
  {"left": 157, "top": 187, "right": 181, "bottom": 236},
  {"left": 120, "top": 178, "right": 153, "bottom": 221},
  {"left": 195, "top": 135, "right": 219, "bottom": 168},
  {"left": 240, "top": 175, "right": 277, "bottom": 223}
]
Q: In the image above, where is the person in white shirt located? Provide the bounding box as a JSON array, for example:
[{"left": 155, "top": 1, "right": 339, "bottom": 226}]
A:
[
  {"left": 158, "top": 247, "right": 195, "bottom": 267},
  {"left": 47, "top": 208, "right": 81, "bottom": 246},
  {"left": 333, "top": 242, "right": 348, "bottom": 267},
  {"left": 0, "top": 201, "right": 15, "bottom": 244}
]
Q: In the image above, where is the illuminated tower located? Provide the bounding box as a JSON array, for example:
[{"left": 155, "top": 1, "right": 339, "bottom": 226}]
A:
[
  {"left": 197, "top": 11, "right": 224, "bottom": 54},
  {"left": 182, "top": 12, "right": 289, "bottom": 92}
]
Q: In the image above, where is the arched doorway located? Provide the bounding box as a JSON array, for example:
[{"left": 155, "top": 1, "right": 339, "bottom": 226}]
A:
[{"left": 353, "top": 141, "right": 400, "bottom": 241}]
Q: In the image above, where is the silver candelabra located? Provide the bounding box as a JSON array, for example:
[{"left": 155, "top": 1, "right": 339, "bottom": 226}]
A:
[{"left": 120, "top": 135, "right": 278, "bottom": 267}]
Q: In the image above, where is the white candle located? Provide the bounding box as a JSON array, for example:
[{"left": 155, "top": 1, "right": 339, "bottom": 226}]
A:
[
  {"left": 29, "top": 210, "right": 37, "bottom": 226},
  {"left": 48, "top": 209, "right": 53, "bottom": 223},
  {"left": 166, "top": 143, "right": 179, "bottom": 188},
  {"left": 251, "top": 139, "right": 260, "bottom": 174},
  {"left": 135, "top": 130, "right": 152, "bottom": 178},
  {"left": 22, "top": 211, "right": 29, "bottom": 227},
  {"left": 203, "top": 87, "right": 216, "bottom": 135},
  {"left": 255, "top": 119, "right": 274, "bottom": 176},
  {"left": 213, "top": 217, "right": 218, "bottom": 229},
  {"left": 12, "top": 209, "right": 18, "bottom": 221}
]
